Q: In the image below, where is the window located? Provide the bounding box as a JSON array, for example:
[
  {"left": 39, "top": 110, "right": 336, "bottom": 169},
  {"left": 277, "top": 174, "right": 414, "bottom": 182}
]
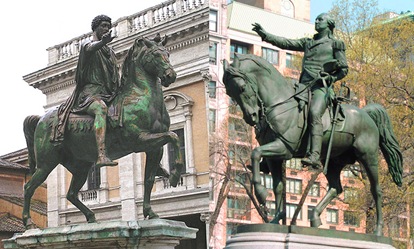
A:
[
  {"left": 228, "top": 144, "right": 250, "bottom": 166},
  {"left": 326, "top": 209, "right": 338, "bottom": 224},
  {"left": 168, "top": 128, "right": 186, "bottom": 173},
  {"left": 228, "top": 117, "right": 251, "bottom": 142},
  {"left": 227, "top": 196, "right": 251, "bottom": 219},
  {"left": 209, "top": 109, "right": 216, "bottom": 133},
  {"left": 286, "top": 53, "right": 294, "bottom": 69},
  {"left": 286, "top": 178, "right": 302, "bottom": 194},
  {"left": 262, "top": 47, "right": 279, "bottom": 65},
  {"left": 343, "top": 165, "right": 359, "bottom": 178},
  {"left": 209, "top": 10, "right": 218, "bottom": 32},
  {"left": 285, "top": 158, "right": 302, "bottom": 170},
  {"left": 261, "top": 174, "right": 273, "bottom": 190},
  {"left": 209, "top": 42, "right": 217, "bottom": 64},
  {"left": 344, "top": 211, "right": 359, "bottom": 226},
  {"left": 230, "top": 41, "right": 249, "bottom": 59},
  {"left": 208, "top": 81, "right": 217, "bottom": 98},
  {"left": 281, "top": 0, "right": 294, "bottom": 18},
  {"left": 266, "top": 201, "right": 276, "bottom": 217},
  {"left": 286, "top": 203, "right": 301, "bottom": 219},
  {"left": 344, "top": 188, "right": 357, "bottom": 202},
  {"left": 308, "top": 182, "right": 320, "bottom": 197},
  {"left": 87, "top": 164, "right": 101, "bottom": 190}
]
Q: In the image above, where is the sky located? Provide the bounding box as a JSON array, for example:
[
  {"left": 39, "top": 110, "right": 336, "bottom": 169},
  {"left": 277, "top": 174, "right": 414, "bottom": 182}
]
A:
[{"left": 0, "top": 0, "right": 412, "bottom": 156}]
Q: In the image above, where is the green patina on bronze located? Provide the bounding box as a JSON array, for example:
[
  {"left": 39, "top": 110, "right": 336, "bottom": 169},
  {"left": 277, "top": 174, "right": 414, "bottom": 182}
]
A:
[
  {"left": 22, "top": 28, "right": 183, "bottom": 228},
  {"left": 222, "top": 52, "right": 403, "bottom": 236}
]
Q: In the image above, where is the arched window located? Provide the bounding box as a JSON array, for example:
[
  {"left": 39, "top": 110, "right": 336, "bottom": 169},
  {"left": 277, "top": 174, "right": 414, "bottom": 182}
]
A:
[{"left": 281, "top": 0, "right": 294, "bottom": 18}]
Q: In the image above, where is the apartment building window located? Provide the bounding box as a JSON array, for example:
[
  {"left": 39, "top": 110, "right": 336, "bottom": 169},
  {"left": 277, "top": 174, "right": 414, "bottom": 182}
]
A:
[
  {"left": 209, "top": 10, "right": 218, "bottom": 32},
  {"left": 261, "top": 173, "right": 273, "bottom": 190},
  {"left": 209, "top": 42, "right": 217, "bottom": 64},
  {"left": 228, "top": 144, "right": 250, "bottom": 166},
  {"left": 344, "top": 188, "right": 357, "bottom": 202},
  {"left": 326, "top": 209, "right": 338, "bottom": 224},
  {"left": 286, "top": 158, "right": 302, "bottom": 170},
  {"left": 230, "top": 41, "right": 249, "bottom": 59},
  {"left": 286, "top": 203, "right": 301, "bottom": 219},
  {"left": 286, "top": 53, "right": 294, "bottom": 69},
  {"left": 208, "top": 81, "right": 216, "bottom": 98},
  {"left": 266, "top": 201, "right": 276, "bottom": 217},
  {"left": 168, "top": 128, "right": 186, "bottom": 173},
  {"left": 286, "top": 178, "right": 302, "bottom": 194},
  {"left": 308, "top": 182, "right": 320, "bottom": 197},
  {"left": 227, "top": 196, "right": 251, "bottom": 220},
  {"left": 262, "top": 47, "right": 279, "bottom": 65},
  {"left": 344, "top": 211, "right": 360, "bottom": 226},
  {"left": 87, "top": 164, "right": 101, "bottom": 190},
  {"left": 228, "top": 117, "right": 250, "bottom": 142},
  {"left": 209, "top": 109, "right": 216, "bottom": 133}
]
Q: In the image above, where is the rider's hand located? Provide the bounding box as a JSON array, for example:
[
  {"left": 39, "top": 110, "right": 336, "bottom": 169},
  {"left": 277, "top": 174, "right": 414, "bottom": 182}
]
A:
[
  {"left": 102, "top": 30, "right": 115, "bottom": 44},
  {"left": 252, "top": 23, "right": 267, "bottom": 40},
  {"left": 319, "top": 72, "right": 335, "bottom": 86}
]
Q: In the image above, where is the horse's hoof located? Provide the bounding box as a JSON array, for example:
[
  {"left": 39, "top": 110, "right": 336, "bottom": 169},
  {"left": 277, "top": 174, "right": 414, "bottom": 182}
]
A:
[
  {"left": 24, "top": 218, "right": 37, "bottom": 230},
  {"left": 144, "top": 208, "right": 159, "bottom": 219},
  {"left": 269, "top": 211, "right": 285, "bottom": 224},
  {"left": 310, "top": 217, "right": 322, "bottom": 227},
  {"left": 374, "top": 225, "right": 383, "bottom": 236}
]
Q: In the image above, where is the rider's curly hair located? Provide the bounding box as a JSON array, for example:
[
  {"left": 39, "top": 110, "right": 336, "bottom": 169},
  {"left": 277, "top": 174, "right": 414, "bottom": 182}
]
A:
[{"left": 91, "top": 15, "right": 111, "bottom": 31}]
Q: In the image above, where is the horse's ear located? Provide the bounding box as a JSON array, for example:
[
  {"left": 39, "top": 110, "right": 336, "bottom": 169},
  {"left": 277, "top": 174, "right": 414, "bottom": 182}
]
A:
[
  {"left": 143, "top": 37, "right": 154, "bottom": 48},
  {"left": 161, "top": 35, "right": 168, "bottom": 46},
  {"left": 233, "top": 53, "right": 241, "bottom": 68}
]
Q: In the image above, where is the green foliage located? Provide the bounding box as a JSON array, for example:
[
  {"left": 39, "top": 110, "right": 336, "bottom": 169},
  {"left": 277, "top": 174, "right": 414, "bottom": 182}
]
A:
[{"left": 330, "top": 0, "right": 414, "bottom": 244}]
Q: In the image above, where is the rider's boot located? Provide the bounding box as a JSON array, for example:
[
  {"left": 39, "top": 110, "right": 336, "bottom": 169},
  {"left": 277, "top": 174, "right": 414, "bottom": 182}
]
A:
[
  {"left": 95, "top": 123, "right": 118, "bottom": 167},
  {"left": 301, "top": 128, "right": 323, "bottom": 169}
]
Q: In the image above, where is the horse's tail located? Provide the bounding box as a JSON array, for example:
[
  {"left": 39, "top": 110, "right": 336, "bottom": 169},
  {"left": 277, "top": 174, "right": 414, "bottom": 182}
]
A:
[
  {"left": 363, "top": 103, "right": 403, "bottom": 187},
  {"left": 23, "top": 115, "right": 41, "bottom": 175}
]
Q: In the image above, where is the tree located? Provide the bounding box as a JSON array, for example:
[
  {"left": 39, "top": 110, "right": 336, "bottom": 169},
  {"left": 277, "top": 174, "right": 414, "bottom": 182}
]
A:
[{"left": 330, "top": 0, "right": 414, "bottom": 246}]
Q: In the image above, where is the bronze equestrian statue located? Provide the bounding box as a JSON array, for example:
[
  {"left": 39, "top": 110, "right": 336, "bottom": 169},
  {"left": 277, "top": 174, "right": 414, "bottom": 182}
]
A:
[{"left": 22, "top": 17, "right": 183, "bottom": 228}]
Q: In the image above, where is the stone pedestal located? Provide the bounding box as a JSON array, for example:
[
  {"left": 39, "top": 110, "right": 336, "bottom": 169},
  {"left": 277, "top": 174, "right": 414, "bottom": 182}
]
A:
[
  {"left": 225, "top": 224, "right": 395, "bottom": 249},
  {"left": 3, "top": 219, "right": 198, "bottom": 249}
]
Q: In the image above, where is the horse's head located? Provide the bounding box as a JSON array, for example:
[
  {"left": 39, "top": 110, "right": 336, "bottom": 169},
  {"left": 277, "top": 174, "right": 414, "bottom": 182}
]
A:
[
  {"left": 223, "top": 56, "right": 261, "bottom": 126},
  {"left": 133, "top": 34, "right": 176, "bottom": 87}
]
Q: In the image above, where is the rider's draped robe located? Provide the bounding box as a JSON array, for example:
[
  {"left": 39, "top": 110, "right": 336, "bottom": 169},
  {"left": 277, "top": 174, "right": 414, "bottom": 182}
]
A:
[{"left": 51, "top": 40, "right": 120, "bottom": 143}]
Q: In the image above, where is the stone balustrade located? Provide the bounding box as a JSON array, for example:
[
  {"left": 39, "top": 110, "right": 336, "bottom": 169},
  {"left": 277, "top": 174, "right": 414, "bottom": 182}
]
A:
[{"left": 47, "top": 0, "right": 206, "bottom": 66}]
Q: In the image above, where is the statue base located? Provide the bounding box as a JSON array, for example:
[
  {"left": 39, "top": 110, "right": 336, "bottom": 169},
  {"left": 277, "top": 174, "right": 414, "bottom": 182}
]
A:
[
  {"left": 3, "top": 219, "right": 198, "bottom": 249},
  {"left": 225, "top": 224, "right": 395, "bottom": 249}
]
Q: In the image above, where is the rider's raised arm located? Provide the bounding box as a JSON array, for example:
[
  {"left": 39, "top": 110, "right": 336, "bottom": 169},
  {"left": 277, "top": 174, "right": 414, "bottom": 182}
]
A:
[{"left": 263, "top": 34, "right": 308, "bottom": 52}]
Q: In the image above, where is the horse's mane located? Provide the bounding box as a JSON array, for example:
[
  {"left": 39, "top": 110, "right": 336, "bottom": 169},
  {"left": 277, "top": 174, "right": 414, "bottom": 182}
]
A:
[
  {"left": 120, "top": 39, "right": 145, "bottom": 89},
  {"left": 223, "top": 53, "right": 285, "bottom": 89}
]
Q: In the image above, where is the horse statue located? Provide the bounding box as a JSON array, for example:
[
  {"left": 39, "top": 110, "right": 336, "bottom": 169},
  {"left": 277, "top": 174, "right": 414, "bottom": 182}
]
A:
[
  {"left": 222, "top": 53, "right": 403, "bottom": 236},
  {"left": 22, "top": 35, "right": 183, "bottom": 228}
]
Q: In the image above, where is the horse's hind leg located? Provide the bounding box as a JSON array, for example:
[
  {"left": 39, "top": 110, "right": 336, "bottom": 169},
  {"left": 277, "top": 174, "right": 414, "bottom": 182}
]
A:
[
  {"left": 311, "top": 162, "right": 344, "bottom": 227},
  {"left": 66, "top": 162, "right": 96, "bottom": 223},
  {"left": 23, "top": 166, "right": 56, "bottom": 228},
  {"left": 358, "top": 152, "right": 383, "bottom": 235},
  {"left": 143, "top": 149, "right": 163, "bottom": 219}
]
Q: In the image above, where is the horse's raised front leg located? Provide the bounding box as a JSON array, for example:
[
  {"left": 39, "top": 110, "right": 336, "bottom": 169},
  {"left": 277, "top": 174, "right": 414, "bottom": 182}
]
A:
[
  {"left": 143, "top": 149, "right": 163, "bottom": 219},
  {"left": 66, "top": 162, "right": 96, "bottom": 223},
  {"left": 139, "top": 131, "right": 184, "bottom": 187},
  {"left": 251, "top": 140, "right": 292, "bottom": 208}
]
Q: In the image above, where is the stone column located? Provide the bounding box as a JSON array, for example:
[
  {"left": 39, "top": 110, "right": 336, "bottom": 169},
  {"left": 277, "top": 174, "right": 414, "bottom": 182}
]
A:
[
  {"left": 118, "top": 154, "right": 138, "bottom": 221},
  {"left": 99, "top": 167, "right": 109, "bottom": 203}
]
